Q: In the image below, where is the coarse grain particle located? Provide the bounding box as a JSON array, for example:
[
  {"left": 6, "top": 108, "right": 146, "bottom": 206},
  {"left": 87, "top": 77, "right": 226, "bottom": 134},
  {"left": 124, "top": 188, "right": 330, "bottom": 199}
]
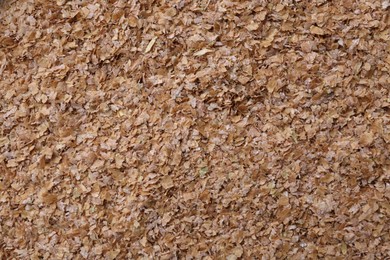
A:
[{"left": 0, "top": 0, "right": 389, "bottom": 259}]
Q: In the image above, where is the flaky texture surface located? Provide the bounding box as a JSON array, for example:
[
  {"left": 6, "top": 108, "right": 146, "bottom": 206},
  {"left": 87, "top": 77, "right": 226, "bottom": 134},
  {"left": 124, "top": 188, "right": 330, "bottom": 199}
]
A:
[{"left": 0, "top": 0, "right": 389, "bottom": 259}]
